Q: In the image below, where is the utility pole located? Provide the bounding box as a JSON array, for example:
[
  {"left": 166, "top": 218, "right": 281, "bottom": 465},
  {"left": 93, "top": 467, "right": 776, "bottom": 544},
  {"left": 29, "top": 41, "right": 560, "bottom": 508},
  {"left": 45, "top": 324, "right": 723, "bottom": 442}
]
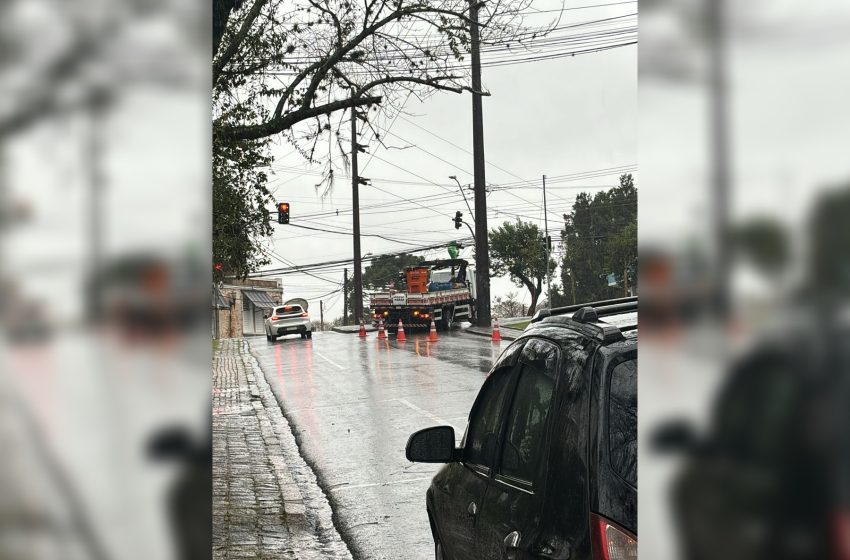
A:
[
  {"left": 87, "top": 89, "right": 108, "bottom": 322},
  {"left": 320, "top": 300, "right": 324, "bottom": 331},
  {"left": 469, "top": 0, "right": 490, "bottom": 327},
  {"left": 543, "top": 174, "right": 551, "bottom": 308},
  {"left": 350, "top": 102, "right": 364, "bottom": 324},
  {"left": 343, "top": 268, "right": 349, "bottom": 326},
  {"left": 708, "top": 0, "right": 730, "bottom": 318}
]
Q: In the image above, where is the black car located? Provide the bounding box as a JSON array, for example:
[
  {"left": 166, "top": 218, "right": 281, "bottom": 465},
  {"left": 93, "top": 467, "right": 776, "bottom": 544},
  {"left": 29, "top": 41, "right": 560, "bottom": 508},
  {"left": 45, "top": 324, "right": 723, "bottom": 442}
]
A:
[
  {"left": 653, "top": 311, "right": 850, "bottom": 560},
  {"left": 406, "top": 297, "right": 637, "bottom": 560}
]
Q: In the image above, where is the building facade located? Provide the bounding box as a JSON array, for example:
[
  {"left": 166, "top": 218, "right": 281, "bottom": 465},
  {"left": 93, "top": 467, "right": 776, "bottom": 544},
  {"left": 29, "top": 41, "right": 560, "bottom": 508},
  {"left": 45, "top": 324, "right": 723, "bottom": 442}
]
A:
[{"left": 213, "top": 278, "right": 283, "bottom": 339}]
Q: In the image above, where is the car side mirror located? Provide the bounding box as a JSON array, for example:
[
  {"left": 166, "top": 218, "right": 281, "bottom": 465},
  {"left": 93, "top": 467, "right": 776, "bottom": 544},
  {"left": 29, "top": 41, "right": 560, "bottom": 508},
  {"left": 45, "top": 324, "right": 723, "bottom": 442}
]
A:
[
  {"left": 651, "top": 418, "right": 699, "bottom": 455},
  {"left": 148, "top": 426, "right": 194, "bottom": 461},
  {"left": 405, "top": 426, "right": 457, "bottom": 463}
]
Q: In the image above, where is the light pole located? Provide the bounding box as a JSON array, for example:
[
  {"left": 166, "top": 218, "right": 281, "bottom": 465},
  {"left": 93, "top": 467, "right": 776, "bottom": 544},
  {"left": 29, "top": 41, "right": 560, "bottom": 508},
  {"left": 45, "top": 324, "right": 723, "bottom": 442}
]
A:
[{"left": 449, "top": 175, "right": 474, "bottom": 222}]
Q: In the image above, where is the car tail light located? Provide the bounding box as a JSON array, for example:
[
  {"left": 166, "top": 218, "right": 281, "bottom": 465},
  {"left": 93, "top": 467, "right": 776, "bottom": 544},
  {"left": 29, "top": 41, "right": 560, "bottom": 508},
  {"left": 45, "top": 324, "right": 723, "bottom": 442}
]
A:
[
  {"left": 590, "top": 513, "right": 636, "bottom": 560},
  {"left": 300, "top": 312, "right": 308, "bottom": 317},
  {"left": 270, "top": 316, "right": 279, "bottom": 321},
  {"left": 833, "top": 509, "right": 850, "bottom": 560}
]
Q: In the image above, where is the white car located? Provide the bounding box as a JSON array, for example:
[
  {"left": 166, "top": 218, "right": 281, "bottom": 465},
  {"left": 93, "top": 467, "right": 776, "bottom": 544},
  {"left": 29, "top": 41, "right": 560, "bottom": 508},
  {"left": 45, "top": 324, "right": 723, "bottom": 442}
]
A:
[{"left": 264, "top": 298, "right": 312, "bottom": 341}]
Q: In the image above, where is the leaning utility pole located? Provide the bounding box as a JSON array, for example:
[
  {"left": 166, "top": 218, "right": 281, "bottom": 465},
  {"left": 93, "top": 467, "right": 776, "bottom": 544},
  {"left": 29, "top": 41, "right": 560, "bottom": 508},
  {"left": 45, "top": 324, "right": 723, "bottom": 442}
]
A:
[
  {"left": 469, "top": 0, "right": 491, "bottom": 327},
  {"left": 343, "top": 268, "right": 349, "bottom": 326},
  {"left": 351, "top": 103, "right": 364, "bottom": 324},
  {"left": 320, "top": 300, "right": 324, "bottom": 331}
]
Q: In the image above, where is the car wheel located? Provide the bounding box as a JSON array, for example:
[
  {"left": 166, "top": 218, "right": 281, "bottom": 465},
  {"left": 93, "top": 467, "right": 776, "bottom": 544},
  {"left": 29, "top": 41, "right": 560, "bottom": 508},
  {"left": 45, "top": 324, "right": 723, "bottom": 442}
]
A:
[
  {"left": 269, "top": 333, "right": 277, "bottom": 342},
  {"left": 306, "top": 331, "right": 312, "bottom": 339},
  {"left": 300, "top": 332, "right": 306, "bottom": 339}
]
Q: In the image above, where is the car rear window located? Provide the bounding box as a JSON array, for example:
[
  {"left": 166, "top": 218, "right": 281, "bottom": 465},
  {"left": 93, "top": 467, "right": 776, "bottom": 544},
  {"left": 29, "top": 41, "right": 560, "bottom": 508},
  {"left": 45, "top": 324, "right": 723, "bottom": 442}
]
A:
[
  {"left": 275, "top": 306, "right": 303, "bottom": 315},
  {"left": 608, "top": 358, "right": 636, "bottom": 486}
]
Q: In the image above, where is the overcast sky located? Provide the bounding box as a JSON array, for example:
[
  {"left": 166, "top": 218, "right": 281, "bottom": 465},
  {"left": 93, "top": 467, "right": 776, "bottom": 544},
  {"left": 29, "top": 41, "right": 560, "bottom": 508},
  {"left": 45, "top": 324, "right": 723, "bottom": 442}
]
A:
[{"left": 262, "top": 1, "right": 638, "bottom": 319}]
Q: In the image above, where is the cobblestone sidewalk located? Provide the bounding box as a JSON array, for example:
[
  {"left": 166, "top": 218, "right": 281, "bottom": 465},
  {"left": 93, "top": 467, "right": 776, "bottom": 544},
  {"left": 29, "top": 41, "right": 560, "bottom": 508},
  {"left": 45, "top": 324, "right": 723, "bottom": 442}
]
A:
[{"left": 213, "top": 339, "right": 352, "bottom": 560}]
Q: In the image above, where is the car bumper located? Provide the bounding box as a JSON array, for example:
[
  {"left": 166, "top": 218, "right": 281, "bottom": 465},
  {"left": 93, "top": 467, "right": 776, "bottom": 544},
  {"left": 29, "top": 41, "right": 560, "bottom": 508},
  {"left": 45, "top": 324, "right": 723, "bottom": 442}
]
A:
[{"left": 270, "top": 319, "right": 311, "bottom": 335}]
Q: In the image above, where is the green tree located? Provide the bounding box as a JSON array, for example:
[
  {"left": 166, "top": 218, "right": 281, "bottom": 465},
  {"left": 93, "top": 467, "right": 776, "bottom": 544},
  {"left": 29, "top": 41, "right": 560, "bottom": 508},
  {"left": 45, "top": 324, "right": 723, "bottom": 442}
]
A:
[
  {"left": 213, "top": 136, "right": 274, "bottom": 280},
  {"left": 561, "top": 174, "right": 637, "bottom": 302},
  {"left": 489, "top": 219, "right": 557, "bottom": 315},
  {"left": 363, "top": 254, "right": 425, "bottom": 290},
  {"left": 732, "top": 216, "right": 789, "bottom": 276}
]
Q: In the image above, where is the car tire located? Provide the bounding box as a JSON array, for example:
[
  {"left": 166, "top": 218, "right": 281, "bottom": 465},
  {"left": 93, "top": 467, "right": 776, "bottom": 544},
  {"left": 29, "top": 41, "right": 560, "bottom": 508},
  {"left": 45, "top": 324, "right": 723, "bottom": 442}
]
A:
[
  {"left": 306, "top": 331, "right": 312, "bottom": 339},
  {"left": 269, "top": 333, "right": 277, "bottom": 342}
]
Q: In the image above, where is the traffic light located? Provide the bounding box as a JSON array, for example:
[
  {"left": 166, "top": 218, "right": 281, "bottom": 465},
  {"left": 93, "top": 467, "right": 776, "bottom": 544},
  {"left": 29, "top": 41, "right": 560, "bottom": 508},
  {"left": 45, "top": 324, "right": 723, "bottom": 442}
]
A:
[
  {"left": 454, "top": 211, "right": 463, "bottom": 229},
  {"left": 277, "top": 202, "right": 290, "bottom": 224}
]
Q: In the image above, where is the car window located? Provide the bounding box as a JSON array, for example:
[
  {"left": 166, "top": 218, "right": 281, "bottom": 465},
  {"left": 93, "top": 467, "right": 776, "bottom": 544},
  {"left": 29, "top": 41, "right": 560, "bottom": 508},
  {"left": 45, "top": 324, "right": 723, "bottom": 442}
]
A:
[
  {"left": 464, "top": 367, "right": 515, "bottom": 472},
  {"left": 711, "top": 356, "right": 800, "bottom": 463},
  {"left": 608, "top": 357, "right": 636, "bottom": 486},
  {"left": 498, "top": 339, "right": 559, "bottom": 485},
  {"left": 275, "top": 306, "right": 302, "bottom": 315}
]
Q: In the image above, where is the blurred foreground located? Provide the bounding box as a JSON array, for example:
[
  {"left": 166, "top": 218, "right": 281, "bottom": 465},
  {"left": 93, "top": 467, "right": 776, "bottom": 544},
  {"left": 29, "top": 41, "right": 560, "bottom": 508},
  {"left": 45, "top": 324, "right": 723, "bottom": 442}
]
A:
[
  {"left": 640, "top": 0, "right": 850, "bottom": 559},
  {"left": 0, "top": 1, "right": 210, "bottom": 559}
]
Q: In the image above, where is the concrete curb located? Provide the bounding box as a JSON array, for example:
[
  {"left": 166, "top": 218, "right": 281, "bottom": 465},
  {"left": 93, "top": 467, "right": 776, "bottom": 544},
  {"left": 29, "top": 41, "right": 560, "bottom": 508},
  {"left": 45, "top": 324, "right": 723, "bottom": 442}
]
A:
[
  {"left": 242, "top": 341, "right": 354, "bottom": 560},
  {"left": 239, "top": 341, "right": 310, "bottom": 524},
  {"left": 462, "top": 326, "right": 522, "bottom": 341},
  {"left": 331, "top": 325, "right": 376, "bottom": 334}
]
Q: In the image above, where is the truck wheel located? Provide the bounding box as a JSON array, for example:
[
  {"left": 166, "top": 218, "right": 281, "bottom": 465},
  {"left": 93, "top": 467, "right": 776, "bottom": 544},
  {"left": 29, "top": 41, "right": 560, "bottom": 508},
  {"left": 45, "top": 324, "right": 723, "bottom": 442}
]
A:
[{"left": 439, "top": 306, "right": 454, "bottom": 331}]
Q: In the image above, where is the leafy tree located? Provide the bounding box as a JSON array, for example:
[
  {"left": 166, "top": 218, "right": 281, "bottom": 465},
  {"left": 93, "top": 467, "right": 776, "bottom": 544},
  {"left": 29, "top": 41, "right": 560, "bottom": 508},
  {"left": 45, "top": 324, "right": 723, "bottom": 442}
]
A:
[
  {"left": 732, "top": 216, "right": 789, "bottom": 275},
  {"left": 363, "top": 254, "right": 424, "bottom": 290},
  {"left": 492, "top": 291, "right": 525, "bottom": 319},
  {"left": 213, "top": 0, "right": 535, "bottom": 144},
  {"left": 213, "top": 136, "right": 274, "bottom": 280},
  {"left": 561, "top": 174, "right": 637, "bottom": 303},
  {"left": 537, "top": 283, "right": 571, "bottom": 309},
  {"left": 489, "top": 219, "right": 556, "bottom": 315},
  {"left": 212, "top": 0, "right": 539, "bottom": 277}
]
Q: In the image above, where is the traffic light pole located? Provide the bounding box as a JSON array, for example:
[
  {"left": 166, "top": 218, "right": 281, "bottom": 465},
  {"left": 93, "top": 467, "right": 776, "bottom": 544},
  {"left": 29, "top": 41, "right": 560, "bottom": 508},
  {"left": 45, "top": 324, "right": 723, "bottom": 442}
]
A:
[
  {"left": 351, "top": 104, "right": 364, "bottom": 323},
  {"left": 469, "top": 0, "right": 490, "bottom": 328}
]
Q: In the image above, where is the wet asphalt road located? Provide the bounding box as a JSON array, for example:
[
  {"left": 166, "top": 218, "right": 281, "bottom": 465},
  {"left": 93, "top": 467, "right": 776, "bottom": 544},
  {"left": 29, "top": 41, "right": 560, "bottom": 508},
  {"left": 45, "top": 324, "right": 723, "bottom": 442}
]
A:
[{"left": 248, "top": 328, "right": 505, "bottom": 560}]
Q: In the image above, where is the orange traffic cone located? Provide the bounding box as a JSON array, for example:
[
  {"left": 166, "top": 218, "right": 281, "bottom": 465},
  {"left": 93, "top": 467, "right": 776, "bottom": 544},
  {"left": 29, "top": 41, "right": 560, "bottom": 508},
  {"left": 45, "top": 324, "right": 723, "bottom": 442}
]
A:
[
  {"left": 358, "top": 320, "right": 367, "bottom": 338},
  {"left": 428, "top": 318, "right": 439, "bottom": 342},
  {"left": 377, "top": 318, "right": 387, "bottom": 340},
  {"left": 396, "top": 319, "right": 407, "bottom": 342},
  {"left": 492, "top": 317, "right": 502, "bottom": 343}
]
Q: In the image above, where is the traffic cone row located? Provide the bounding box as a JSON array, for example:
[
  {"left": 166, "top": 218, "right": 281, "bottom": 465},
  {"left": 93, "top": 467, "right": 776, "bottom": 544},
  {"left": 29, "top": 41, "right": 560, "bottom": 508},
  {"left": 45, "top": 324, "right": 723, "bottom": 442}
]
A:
[
  {"left": 428, "top": 318, "right": 439, "bottom": 342},
  {"left": 377, "top": 317, "right": 387, "bottom": 340},
  {"left": 492, "top": 316, "right": 502, "bottom": 343},
  {"left": 358, "top": 319, "right": 367, "bottom": 338},
  {"left": 396, "top": 319, "right": 407, "bottom": 342}
]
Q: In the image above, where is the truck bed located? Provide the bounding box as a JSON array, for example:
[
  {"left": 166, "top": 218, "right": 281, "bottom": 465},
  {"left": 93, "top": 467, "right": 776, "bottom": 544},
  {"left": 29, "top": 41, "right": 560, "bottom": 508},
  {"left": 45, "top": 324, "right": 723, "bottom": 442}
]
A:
[{"left": 369, "top": 288, "right": 472, "bottom": 307}]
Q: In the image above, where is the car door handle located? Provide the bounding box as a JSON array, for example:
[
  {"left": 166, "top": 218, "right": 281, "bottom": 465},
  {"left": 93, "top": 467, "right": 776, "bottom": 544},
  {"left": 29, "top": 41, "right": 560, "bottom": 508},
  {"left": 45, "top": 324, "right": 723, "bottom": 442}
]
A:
[{"left": 467, "top": 501, "right": 478, "bottom": 516}]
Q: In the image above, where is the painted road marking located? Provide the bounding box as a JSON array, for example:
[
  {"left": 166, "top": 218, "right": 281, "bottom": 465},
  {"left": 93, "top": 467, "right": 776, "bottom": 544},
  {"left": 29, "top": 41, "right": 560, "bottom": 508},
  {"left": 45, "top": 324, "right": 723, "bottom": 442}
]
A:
[
  {"left": 398, "top": 398, "right": 457, "bottom": 430},
  {"left": 314, "top": 351, "right": 345, "bottom": 370},
  {"left": 331, "top": 476, "right": 434, "bottom": 492}
]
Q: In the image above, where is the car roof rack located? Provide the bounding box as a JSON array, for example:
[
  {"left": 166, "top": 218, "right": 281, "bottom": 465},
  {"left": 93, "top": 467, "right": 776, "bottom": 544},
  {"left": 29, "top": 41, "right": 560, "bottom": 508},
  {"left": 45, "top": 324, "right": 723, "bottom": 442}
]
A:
[{"left": 530, "top": 296, "right": 638, "bottom": 343}]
